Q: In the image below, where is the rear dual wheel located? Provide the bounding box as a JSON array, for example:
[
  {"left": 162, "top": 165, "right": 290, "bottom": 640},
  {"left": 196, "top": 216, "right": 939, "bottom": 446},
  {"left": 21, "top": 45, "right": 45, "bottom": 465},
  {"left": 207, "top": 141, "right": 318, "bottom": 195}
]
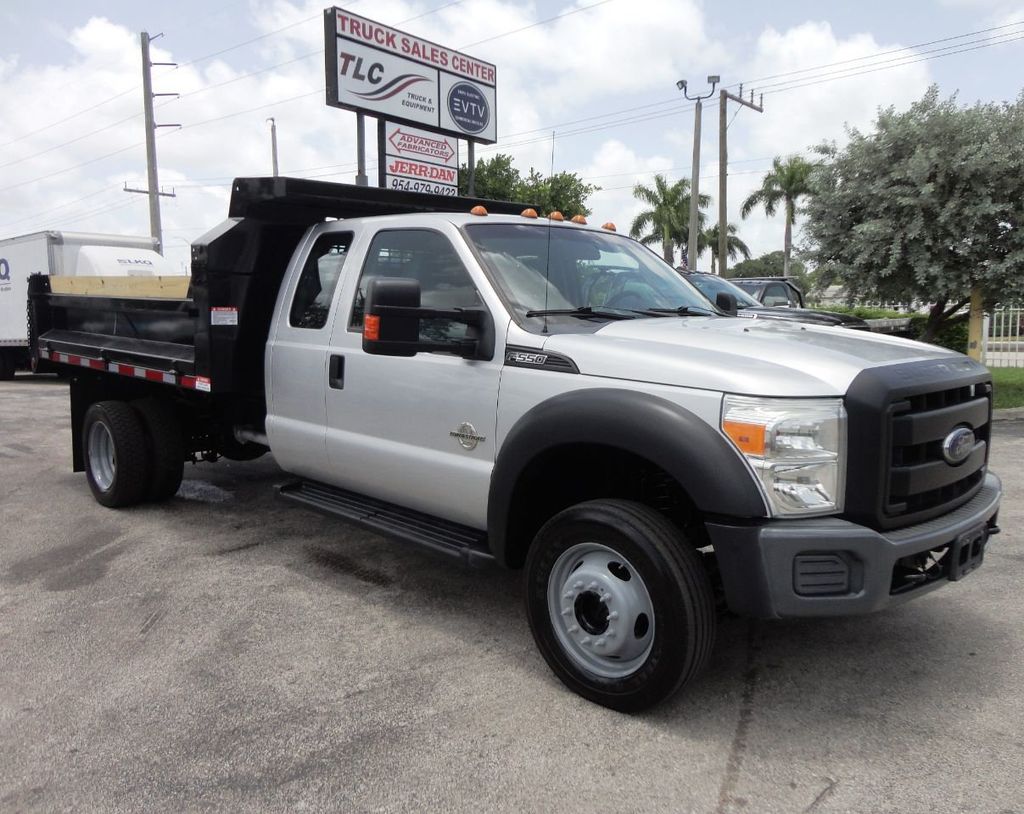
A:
[
  {"left": 525, "top": 500, "right": 715, "bottom": 712},
  {"left": 82, "top": 399, "right": 184, "bottom": 507}
]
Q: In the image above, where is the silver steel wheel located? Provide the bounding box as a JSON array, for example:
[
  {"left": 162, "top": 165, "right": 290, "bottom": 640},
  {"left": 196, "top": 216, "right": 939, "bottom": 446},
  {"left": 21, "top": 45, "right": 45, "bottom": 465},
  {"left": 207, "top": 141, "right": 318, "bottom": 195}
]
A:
[
  {"left": 547, "top": 542, "right": 655, "bottom": 679},
  {"left": 87, "top": 420, "right": 116, "bottom": 492}
]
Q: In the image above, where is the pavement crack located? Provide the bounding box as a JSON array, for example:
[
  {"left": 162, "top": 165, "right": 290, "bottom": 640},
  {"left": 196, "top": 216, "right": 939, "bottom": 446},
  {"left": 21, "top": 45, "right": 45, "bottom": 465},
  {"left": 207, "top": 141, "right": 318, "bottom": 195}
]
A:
[
  {"left": 714, "top": 621, "right": 761, "bottom": 814},
  {"left": 138, "top": 608, "right": 166, "bottom": 638},
  {"left": 804, "top": 777, "right": 839, "bottom": 812}
]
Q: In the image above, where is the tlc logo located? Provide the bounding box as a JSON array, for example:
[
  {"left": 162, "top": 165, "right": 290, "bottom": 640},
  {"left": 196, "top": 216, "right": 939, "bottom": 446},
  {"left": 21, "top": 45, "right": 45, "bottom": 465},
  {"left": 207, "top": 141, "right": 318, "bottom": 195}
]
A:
[{"left": 338, "top": 52, "right": 383, "bottom": 83}]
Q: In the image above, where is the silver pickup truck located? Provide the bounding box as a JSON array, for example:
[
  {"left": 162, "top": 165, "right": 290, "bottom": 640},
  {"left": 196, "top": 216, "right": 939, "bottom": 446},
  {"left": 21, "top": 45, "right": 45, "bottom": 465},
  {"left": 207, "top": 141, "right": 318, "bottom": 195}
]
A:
[{"left": 29, "top": 177, "right": 1001, "bottom": 711}]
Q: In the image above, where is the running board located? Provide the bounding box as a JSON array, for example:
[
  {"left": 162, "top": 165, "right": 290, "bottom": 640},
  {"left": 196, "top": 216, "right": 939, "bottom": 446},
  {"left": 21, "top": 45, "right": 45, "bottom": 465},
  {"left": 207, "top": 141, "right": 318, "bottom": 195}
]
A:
[{"left": 277, "top": 479, "right": 494, "bottom": 567}]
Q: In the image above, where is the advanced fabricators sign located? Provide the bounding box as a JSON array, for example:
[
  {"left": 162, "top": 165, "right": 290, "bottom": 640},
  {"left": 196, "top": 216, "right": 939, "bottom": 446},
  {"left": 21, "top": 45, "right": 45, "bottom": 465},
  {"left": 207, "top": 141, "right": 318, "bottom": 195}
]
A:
[
  {"left": 380, "top": 122, "right": 459, "bottom": 195},
  {"left": 324, "top": 7, "right": 497, "bottom": 144}
]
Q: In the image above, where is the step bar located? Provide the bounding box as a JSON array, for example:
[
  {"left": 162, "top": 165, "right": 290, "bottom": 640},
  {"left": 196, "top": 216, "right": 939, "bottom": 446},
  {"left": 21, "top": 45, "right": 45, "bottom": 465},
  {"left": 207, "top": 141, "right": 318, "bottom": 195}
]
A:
[{"left": 277, "top": 479, "right": 494, "bottom": 567}]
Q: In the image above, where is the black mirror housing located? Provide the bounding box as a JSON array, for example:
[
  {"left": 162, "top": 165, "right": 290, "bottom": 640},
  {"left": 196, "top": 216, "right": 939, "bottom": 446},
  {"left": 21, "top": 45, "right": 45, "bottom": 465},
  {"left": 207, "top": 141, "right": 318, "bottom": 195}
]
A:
[
  {"left": 715, "top": 291, "right": 738, "bottom": 316},
  {"left": 361, "top": 277, "right": 495, "bottom": 361}
]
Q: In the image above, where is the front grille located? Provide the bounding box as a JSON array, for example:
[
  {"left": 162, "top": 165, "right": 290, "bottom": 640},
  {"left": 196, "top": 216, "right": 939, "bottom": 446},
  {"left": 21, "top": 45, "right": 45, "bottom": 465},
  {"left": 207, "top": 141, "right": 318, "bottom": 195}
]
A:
[
  {"left": 843, "top": 357, "right": 992, "bottom": 531},
  {"left": 886, "top": 383, "right": 991, "bottom": 521}
]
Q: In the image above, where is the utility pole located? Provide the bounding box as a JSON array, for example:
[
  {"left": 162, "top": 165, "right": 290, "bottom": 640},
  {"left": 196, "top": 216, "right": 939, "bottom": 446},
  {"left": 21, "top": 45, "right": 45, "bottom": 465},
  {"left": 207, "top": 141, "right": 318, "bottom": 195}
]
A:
[
  {"left": 718, "top": 85, "right": 763, "bottom": 276},
  {"left": 129, "top": 32, "right": 179, "bottom": 255},
  {"left": 267, "top": 117, "right": 279, "bottom": 176},
  {"left": 678, "top": 76, "right": 719, "bottom": 271}
]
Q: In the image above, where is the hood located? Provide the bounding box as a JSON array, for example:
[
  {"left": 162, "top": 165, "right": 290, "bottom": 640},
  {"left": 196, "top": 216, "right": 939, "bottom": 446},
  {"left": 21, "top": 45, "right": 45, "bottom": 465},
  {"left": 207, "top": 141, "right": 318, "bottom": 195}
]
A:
[
  {"left": 740, "top": 306, "right": 869, "bottom": 329},
  {"left": 541, "top": 316, "right": 956, "bottom": 397}
]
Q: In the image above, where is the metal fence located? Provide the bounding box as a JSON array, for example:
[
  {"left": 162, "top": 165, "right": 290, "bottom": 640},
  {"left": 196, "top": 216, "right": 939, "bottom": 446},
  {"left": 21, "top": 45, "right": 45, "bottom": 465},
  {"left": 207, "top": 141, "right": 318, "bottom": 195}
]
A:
[{"left": 983, "top": 305, "right": 1024, "bottom": 368}]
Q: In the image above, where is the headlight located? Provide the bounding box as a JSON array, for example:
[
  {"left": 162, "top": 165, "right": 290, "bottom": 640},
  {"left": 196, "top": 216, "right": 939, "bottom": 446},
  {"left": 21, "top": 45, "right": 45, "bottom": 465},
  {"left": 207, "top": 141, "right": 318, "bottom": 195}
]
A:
[{"left": 721, "top": 395, "right": 846, "bottom": 517}]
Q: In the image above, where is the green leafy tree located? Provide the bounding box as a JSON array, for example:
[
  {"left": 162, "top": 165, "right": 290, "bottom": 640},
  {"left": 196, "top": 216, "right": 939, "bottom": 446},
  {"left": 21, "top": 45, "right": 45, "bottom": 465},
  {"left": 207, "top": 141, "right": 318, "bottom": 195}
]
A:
[
  {"left": 629, "top": 175, "right": 710, "bottom": 265},
  {"left": 458, "top": 154, "right": 598, "bottom": 216},
  {"left": 521, "top": 168, "right": 599, "bottom": 217},
  {"left": 803, "top": 87, "right": 1024, "bottom": 340},
  {"left": 458, "top": 154, "right": 521, "bottom": 201},
  {"left": 697, "top": 223, "right": 751, "bottom": 274},
  {"left": 740, "top": 155, "right": 815, "bottom": 277}
]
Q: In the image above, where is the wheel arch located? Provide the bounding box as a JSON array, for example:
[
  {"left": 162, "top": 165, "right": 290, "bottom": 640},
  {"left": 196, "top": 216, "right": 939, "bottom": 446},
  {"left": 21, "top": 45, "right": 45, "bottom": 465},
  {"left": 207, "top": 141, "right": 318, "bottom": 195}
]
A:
[{"left": 488, "top": 388, "right": 767, "bottom": 568}]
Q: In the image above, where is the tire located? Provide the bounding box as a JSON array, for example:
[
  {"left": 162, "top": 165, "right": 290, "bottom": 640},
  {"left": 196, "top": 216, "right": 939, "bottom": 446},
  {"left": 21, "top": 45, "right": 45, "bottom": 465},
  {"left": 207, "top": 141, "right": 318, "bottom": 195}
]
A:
[
  {"left": 0, "top": 351, "right": 13, "bottom": 381},
  {"left": 82, "top": 401, "right": 151, "bottom": 508},
  {"left": 133, "top": 398, "right": 184, "bottom": 501},
  {"left": 525, "top": 499, "right": 716, "bottom": 712}
]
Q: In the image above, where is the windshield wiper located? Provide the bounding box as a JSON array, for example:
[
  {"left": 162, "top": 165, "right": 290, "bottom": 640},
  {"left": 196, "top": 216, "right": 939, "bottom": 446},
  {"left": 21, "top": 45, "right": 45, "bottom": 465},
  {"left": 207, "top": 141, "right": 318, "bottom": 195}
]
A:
[
  {"left": 525, "top": 306, "right": 637, "bottom": 320},
  {"left": 644, "top": 305, "right": 717, "bottom": 316}
]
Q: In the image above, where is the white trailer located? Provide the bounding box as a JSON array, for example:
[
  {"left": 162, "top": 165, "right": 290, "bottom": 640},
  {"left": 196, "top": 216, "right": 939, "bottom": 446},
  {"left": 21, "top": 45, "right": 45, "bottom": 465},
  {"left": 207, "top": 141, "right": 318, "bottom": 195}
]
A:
[{"left": 0, "top": 231, "right": 178, "bottom": 378}]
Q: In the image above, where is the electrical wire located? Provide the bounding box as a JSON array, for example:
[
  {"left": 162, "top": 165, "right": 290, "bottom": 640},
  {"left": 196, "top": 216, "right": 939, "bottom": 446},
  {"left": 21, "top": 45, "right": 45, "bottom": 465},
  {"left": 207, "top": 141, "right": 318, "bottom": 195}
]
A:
[{"left": 0, "top": 86, "right": 139, "bottom": 149}]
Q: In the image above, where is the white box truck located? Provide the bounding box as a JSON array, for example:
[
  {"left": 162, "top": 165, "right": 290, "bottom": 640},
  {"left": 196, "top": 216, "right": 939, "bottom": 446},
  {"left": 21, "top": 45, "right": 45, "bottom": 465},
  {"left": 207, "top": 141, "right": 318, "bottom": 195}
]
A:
[{"left": 0, "top": 231, "right": 181, "bottom": 378}]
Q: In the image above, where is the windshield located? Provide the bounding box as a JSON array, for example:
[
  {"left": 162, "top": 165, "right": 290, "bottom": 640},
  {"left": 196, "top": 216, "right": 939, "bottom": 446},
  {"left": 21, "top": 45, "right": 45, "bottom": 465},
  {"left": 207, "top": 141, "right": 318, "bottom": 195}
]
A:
[
  {"left": 686, "top": 274, "right": 761, "bottom": 308},
  {"left": 464, "top": 223, "right": 714, "bottom": 328}
]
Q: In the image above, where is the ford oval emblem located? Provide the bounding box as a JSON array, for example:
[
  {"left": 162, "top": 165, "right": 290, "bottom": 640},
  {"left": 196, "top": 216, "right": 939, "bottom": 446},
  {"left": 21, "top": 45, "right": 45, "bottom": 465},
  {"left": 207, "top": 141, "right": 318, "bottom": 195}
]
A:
[{"left": 941, "top": 426, "right": 975, "bottom": 465}]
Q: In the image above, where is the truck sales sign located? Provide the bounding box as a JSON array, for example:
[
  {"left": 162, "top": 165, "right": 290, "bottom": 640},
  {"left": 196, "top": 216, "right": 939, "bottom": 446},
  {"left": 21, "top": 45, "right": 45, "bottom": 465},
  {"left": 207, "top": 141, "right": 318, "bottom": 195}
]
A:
[
  {"left": 380, "top": 123, "right": 459, "bottom": 196},
  {"left": 324, "top": 7, "right": 497, "bottom": 144}
]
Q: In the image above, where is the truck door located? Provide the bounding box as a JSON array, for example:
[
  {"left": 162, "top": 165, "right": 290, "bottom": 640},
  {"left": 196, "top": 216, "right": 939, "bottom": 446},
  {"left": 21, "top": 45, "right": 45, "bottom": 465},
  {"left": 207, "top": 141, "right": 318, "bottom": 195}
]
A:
[
  {"left": 265, "top": 230, "right": 355, "bottom": 482},
  {"left": 324, "top": 226, "right": 504, "bottom": 530}
]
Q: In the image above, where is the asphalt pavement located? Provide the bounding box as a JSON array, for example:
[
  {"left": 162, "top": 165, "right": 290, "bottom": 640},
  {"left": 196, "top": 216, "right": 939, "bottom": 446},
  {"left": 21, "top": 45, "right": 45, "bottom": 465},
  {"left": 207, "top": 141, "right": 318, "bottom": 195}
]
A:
[{"left": 1, "top": 375, "right": 1022, "bottom": 813}]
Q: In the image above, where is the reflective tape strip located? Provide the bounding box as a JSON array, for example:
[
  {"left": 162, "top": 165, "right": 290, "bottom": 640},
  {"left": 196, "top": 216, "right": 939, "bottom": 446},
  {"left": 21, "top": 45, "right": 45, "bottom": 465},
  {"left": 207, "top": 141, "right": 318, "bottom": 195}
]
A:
[{"left": 39, "top": 342, "right": 207, "bottom": 391}]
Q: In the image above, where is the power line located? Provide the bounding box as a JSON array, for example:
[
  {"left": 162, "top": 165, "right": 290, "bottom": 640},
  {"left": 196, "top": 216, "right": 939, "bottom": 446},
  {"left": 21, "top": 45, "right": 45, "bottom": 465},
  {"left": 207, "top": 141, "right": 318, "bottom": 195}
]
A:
[
  {"left": 762, "top": 31, "right": 1024, "bottom": 96},
  {"left": 459, "top": 0, "right": 615, "bottom": 48},
  {"left": 0, "top": 86, "right": 139, "bottom": 149},
  {"left": 733, "top": 19, "right": 1024, "bottom": 87},
  {"left": 0, "top": 110, "right": 145, "bottom": 170},
  {"left": 174, "top": 13, "right": 321, "bottom": 69},
  {"left": 0, "top": 141, "right": 146, "bottom": 194}
]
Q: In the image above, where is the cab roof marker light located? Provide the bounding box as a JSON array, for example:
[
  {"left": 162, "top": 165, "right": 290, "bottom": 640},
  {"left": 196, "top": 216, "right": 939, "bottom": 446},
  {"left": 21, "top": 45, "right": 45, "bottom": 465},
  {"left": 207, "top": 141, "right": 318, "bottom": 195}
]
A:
[
  {"left": 548, "top": 211, "right": 564, "bottom": 221},
  {"left": 520, "top": 208, "right": 538, "bottom": 219},
  {"left": 470, "top": 205, "right": 488, "bottom": 216},
  {"left": 602, "top": 222, "right": 617, "bottom": 232},
  {"left": 570, "top": 215, "right": 587, "bottom": 225}
]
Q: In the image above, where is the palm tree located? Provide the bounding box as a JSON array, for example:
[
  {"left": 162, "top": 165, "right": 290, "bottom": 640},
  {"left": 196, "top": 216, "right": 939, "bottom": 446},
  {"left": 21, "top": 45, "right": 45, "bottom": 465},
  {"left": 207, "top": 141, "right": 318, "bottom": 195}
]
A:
[
  {"left": 740, "top": 155, "right": 814, "bottom": 276},
  {"left": 698, "top": 223, "right": 751, "bottom": 274},
  {"left": 630, "top": 175, "right": 710, "bottom": 265}
]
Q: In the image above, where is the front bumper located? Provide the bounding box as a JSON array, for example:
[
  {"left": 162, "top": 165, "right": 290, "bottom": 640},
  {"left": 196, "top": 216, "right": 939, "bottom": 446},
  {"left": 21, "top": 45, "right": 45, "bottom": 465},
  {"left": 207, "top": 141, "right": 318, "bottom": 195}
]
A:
[{"left": 706, "top": 473, "right": 1002, "bottom": 619}]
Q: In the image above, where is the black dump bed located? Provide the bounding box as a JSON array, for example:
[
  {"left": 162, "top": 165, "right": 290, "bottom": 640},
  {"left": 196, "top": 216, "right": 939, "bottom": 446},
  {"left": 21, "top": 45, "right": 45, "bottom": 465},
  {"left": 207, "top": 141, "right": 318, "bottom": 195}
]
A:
[{"left": 29, "top": 176, "right": 531, "bottom": 396}]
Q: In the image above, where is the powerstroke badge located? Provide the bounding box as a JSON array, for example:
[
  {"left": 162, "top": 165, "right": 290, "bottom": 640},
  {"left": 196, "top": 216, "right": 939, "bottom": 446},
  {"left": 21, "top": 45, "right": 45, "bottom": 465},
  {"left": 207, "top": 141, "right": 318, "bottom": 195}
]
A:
[{"left": 450, "top": 422, "right": 486, "bottom": 451}]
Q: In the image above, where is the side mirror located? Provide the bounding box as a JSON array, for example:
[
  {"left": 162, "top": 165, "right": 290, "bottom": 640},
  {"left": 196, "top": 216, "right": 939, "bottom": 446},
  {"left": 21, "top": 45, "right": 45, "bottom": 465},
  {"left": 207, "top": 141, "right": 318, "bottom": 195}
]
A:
[
  {"left": 715, "top": 291, "right": 738, "bottom": 316},
  {"left": 362, "top": 277, "right": 494, "bottom": 360},
  {"left": 362, "top": 278, "right": 421, "bottom": 357}
]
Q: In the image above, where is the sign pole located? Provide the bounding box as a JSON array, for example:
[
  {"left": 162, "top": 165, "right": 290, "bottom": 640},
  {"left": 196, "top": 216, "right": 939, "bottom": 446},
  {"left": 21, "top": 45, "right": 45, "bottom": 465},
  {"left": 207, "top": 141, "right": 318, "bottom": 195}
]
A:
[
  {"left": 355, "top": 113, "right": 368, "bottom": 186},
  {"left": 467, "top": 141, "right": 476, "bottom": 196}
]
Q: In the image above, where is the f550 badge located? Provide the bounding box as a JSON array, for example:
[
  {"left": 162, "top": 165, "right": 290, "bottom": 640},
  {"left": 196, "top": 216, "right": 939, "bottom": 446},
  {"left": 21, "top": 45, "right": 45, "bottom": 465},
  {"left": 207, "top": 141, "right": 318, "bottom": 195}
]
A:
[{"left": 506, "top": 350, "right": 547, "bottom": 366}]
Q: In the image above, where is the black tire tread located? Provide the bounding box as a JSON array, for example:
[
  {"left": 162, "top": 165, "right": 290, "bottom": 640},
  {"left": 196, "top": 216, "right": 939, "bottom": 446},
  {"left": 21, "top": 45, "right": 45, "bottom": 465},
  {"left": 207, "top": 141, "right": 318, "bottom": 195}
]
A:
[
  {"left": 132, "top": 398, "right": 184, "bottom": 501},
  {"left": 526, "top": 498, "right": 716, "bottom": 711},
  {"left": 83, "top": 401, "right": 151, "bottom": 508}
]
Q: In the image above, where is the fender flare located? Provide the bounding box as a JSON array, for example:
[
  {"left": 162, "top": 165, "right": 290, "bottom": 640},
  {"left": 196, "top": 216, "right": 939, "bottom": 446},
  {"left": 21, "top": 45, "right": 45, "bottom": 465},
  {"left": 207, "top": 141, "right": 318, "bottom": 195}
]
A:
[{"left": 487, "top": 388, "right": 768, "bottom": 565}]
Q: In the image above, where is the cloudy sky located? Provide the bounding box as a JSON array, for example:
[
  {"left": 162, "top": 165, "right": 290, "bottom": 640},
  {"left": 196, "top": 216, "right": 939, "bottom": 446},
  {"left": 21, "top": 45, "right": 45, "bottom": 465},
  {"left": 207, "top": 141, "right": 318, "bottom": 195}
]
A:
[{"left": 1, "top": 0, "right": 1023, "bottom": 273}]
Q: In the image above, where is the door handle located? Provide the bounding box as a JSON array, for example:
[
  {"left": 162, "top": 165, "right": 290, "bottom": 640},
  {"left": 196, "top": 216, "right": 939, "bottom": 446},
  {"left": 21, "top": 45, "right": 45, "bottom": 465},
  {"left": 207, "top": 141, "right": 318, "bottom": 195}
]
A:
[{"left": 329, "top": 354, "right": 345, "bottom": 389}]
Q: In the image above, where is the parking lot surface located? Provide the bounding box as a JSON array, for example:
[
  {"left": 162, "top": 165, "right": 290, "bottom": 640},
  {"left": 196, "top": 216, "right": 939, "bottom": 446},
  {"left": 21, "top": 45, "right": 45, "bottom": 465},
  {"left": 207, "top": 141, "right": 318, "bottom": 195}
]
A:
[{"left": 1, "top": 375, "right": 1022, "bottom": 813}]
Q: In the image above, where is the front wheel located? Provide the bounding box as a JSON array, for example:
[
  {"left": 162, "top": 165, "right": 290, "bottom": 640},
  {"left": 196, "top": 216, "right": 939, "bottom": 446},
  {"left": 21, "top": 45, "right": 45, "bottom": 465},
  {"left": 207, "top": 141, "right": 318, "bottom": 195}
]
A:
[{"left": 525, "top": 500, "right": 715, "bottom": 712}]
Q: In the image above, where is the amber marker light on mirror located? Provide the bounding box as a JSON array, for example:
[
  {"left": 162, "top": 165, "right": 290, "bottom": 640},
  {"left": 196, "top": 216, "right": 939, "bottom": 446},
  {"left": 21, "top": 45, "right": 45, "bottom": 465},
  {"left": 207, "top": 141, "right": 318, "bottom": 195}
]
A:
[
  {"left": 364, "top": 315, "right": 381, "bottom": 341},
  {"left": 722, "top": 419, "right": 766, "bottom": 456}
]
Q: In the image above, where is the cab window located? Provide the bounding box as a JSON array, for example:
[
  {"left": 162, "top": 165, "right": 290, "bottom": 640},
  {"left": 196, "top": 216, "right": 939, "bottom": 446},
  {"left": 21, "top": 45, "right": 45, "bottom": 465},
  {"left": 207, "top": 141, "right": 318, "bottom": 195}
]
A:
[
  {"left": 289, "top": 232, "right": 354, "bottom": 329},
  {"left": 350, "top": 229, "right": 481, "bottom": 342}
]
